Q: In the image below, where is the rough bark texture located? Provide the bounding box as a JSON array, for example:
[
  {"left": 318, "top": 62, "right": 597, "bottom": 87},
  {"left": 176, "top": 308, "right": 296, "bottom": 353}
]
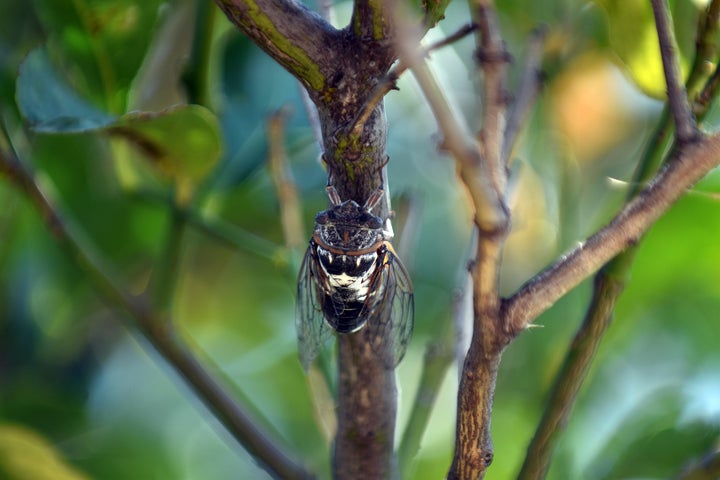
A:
[{"left": 334, "top": 330, "right": 397, "bottom": 479}]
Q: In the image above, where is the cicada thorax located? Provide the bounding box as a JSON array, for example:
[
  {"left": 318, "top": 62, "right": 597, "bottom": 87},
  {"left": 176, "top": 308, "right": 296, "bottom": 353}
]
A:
[{"left": 312, "top": 198, "right": 387, "bottom": 333}]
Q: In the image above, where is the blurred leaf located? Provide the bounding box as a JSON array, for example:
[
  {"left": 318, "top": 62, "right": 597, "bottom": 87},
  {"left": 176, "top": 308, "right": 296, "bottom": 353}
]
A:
[
  {"left": 0, "top": 424, "right": 89, "bottom": 480},
  {"left": 108, "top": 105, "right": 222, "bottom": 201},
  {"left": 126, "top": 0, "right": 194, "bottom": 111},
  {"left": 606, "top": 423, "right": 718, "bottom": 479},
  {"left": 17, "top": 48, "right": 116, "bottom": 132},
  {"left": 18, "top": 48, "right": 222, "bottom": 200},
  {"left": 595, "top": 0, "right": 698, "bottom": 98},
  {"left": 31, "top": 0, "right": 164, "bottom": 112}
]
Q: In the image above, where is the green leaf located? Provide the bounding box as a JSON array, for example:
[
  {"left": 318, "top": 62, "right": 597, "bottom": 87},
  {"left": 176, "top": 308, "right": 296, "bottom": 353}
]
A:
[
  {"left": 108, "top": 105, "right": 222, "bottom": 201},
  {"left": 595, "top": 0, "right": 698, "bottom": 99},
  {"left": 17, "top": 48, "right": 221, "bottom": 199},
  {"left": 17, "top": 48, "right": 116, "bottom": 132},
  {"left": 30, "top": 0, "right": 164, "bottom": 112},
  {"left": 0, "top": 423, "right": 89, "bottom": 480}
]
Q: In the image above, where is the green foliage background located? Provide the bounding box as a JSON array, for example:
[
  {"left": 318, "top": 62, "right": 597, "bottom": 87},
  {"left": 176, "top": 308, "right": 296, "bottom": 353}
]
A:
[{"left": 0, "top": 0, "right": 719, "bottom": 479}]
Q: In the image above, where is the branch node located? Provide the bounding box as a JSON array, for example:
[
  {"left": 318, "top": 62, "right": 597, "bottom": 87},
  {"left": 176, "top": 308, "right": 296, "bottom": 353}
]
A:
[{"left": 474, "top": 47, "right": 513, "bottom": 65}]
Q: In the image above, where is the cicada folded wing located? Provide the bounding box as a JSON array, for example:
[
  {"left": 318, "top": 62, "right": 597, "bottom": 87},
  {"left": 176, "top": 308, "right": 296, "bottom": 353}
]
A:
[
  {"left": 386, "top": 250, "right": 414, "bottom": 366},
  {"left": 367, "top": 242, "right": 415, "bottom": 368},
  {"left": 296, "top": 244, "right": 332, "bottom": 370}
]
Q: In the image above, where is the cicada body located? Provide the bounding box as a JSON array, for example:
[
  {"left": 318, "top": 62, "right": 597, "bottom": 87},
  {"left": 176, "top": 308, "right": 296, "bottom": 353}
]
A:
[{"left": 296, "top": 188, "right": 414, "bottom": 370}]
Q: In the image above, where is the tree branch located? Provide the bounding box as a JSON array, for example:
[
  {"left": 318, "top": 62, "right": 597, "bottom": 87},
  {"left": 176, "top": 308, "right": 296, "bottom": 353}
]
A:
[
  {"left": 214, "top": 0, "right": 339, "bottom": 95},
  {"left": 651, "top": 0, "right": 699, "bottom": 143},
  {"left": 333, "top": 331, "right": 398, "bottom": 479},
  {"left": 503, "top": 131, "right": 720, "bottom": 334},
  {"left": 351, "top": 0, "right": 392, "bottom": 39},
  {"left": 402, "top": 49, "right": 507, "bottom": 231},
  {"left": 393, "top": 2, "right": 514, "bottom": 477},
  {"left": 0, "top": 149, "right": 314, "bottom": 480},
  {"left": 473, "top": 0, "right": 510, "bottom": 194},
  {"left": 444, "top": 3, "right": 513, "bottom": 478},
  {"left": 502, "top": 25, "right": 547, "bottom": 164}
]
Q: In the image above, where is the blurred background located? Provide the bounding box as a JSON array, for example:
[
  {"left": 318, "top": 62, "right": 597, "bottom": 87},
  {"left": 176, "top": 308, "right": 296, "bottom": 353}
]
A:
[{"left": 1, "top": 0, "right": 719, "bottom": 479}]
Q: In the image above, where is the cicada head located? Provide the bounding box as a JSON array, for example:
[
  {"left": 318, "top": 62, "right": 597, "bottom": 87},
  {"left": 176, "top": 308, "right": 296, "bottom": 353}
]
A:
[{"left": 314, "top": 199, "right": 384, "bottom": 253}]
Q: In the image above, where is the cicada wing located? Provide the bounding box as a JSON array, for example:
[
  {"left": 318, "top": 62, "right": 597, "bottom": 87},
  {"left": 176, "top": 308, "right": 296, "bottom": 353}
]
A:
[
  {"left": 367, "top": 245, "right": 415, "bottom": 368},
  {"left": 386, "top": 252, "right": 414, "bottom": 367},
  {"left": 296, "top": 244, "right": 332, "bottom": 370}
]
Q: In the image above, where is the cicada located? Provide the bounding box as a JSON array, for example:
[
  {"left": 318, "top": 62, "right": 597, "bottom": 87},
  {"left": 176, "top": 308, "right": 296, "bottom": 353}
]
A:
[{"left": 296, "top": 186, "right": 414, "bottom": 370}]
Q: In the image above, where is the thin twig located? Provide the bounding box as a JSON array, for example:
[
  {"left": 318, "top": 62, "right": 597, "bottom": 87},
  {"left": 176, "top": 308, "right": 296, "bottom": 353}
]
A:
[
  {"left": 347, "top": 22, "right": 478, "bottom": 139},
  {"left": 474, "top": 1, "right": 510, "bottom": 194},
  {"left": 686, "top": 0, "right": 720, "bottom": 100},
  {"left": 432, "top": 22, "right": 480, "bottom": 50},
  {"left": 130, "top": 188, "right": 287, "bottom": 263},
  {"left": 399, "top": 38, "right": 507, "bottom": 231},
  {"left": 695, "top": 61, "right": 720, "bottom": 122},
  {"left": 502, "top": 25, "right": 547, "bottom": 164},
  {"left": 148, "top": 200, "right": 187, "bottom": 314},
  {"left": 267, "top": 108, "right": 305, "bottom": 250},
  {"left": 398, "top": 298, "right": 457, "bottom": 473},
  {"left": 347, "top": 71, "right": 400, "bottom": 139},
  {"left": 0, "top": 149, "right": 314, "bottom": 480},
  {"left": 651, "top": 0, "right": 699, "bottom": 143}
]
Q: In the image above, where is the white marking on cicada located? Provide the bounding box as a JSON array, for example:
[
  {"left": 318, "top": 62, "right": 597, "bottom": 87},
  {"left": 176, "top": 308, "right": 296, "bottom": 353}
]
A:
[
  {"left": 318, "top": 248, "right": 332, "bottom": 264},
  {"left": 323, "top": 253, "right": 377, "bottom": 301}
]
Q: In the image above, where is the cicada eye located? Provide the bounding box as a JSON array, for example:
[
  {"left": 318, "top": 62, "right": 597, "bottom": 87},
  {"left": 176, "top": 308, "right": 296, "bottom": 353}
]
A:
[
  {"left": 361, "top": 212, "right": 382, "bottom": 229},
  {"left": 315, "top": 211, "right": 329, "bottom": 224}
]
